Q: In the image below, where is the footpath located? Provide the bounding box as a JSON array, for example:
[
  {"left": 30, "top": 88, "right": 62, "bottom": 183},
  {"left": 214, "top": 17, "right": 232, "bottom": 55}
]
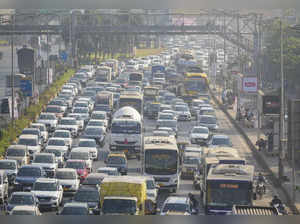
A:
[{"left": 211, "top": 88, "right": 300, "bottom": 214}]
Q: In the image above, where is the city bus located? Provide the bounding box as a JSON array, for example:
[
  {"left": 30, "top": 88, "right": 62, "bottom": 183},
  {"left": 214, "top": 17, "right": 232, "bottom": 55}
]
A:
[
  {"left": 204, "top": 164, "right": 255, "bottom": 215},
  {"left": 110, "top": 106, "right": 143, "bottom": 159},
  {"left": 128, "top": 72, "right": 144, "bottom": 86},
  {"left": 143, "top": 136, "right": 180, "bottom": 193},
  {"left": 118, "top": 91, "right": 143, "bottom": 114},
  {"left": 178, "top": 65, "right": 209, "bottom": 104}
]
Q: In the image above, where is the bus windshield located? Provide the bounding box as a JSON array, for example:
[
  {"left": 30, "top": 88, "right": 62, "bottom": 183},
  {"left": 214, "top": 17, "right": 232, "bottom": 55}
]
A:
[
  {"left": 145, "top": 149, "right": 178, "bottom": 175},
  {"left": 206, "top": 181, "right": 252, "bottom": 207},
  {"left": 184, "top": 79, "right": 207, "bottom": 91},
  {"left": 129, "top": 73, "right": 143, "bottom": 82},
  {"left": 111, "top": 121, "right": 141, "bottom": 134}
]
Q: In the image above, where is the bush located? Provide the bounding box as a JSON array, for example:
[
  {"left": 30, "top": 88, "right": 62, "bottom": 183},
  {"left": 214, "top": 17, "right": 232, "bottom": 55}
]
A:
[{"left": 0, "top": 69, "right": 75, "bottom": 156}]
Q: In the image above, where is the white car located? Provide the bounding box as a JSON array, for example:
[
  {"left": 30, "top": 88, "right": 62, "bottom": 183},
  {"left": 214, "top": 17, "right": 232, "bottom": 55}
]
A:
[
  {"left": 67, "top": 113, "right": 85, "bottom": 131},
  {"left": 90, "top": 111, "right": 108, "bottom": 127},
  {"left": 56, "top": 117, "right": 79, "bottom": 137},
  {"left": 146, "top": 177, "right": 159, "bottom": 204},
  {"left": 37, "top": 113, "right": 58, "bottom": 132},
  {"left": 189, "top": 126, "right": 210, "bottom": 145},
  {"left": 45, "top": 138, "right": 68, "bottom": 155},
  {"left": 69, "top": 148, "right": 92, "bottom": 171},
  {"left": 77, "top": 139, "right": 98, "bottom": 161},
  {"left": 53, "top": 130, "right": 73, "bottom": 149},
  {"left": 17, "top": 135, "right": 41, "bottom": 158},
  {"left": 160, "top": 196, "right": 194, "bottom": 215},
  {"left": 55, "top": 168, "right": 80, "bottom": 195},
  {"left": 173, "top": 105, "right": 192, "bottom": 121},
  {"left": 31, "top": 178, "right": 63, "bottom": 211}
]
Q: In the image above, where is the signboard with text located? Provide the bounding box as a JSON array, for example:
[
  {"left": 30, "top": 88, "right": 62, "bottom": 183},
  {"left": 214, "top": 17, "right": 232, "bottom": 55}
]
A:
[{"left": 242, "top": 77, "right": 257, "bottom": 93}]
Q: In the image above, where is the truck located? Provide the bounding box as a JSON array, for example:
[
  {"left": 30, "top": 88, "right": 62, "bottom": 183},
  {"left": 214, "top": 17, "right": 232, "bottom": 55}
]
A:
[
  {"left": 105, "top": 59, "right": 119, "bottom": 79},
  {"left": 95, "top": 66, "right": 112, "bottom": 82},
  {"left": 95, "top": 91, "right": 114, "bottom": 112},
  {"left": 100, "top": 176, "right": 149, "bottom": 215}
]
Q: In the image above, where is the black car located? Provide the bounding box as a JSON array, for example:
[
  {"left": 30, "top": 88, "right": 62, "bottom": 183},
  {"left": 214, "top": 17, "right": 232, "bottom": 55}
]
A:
[{"left": 72, "top": 186, "right": 101, "bottom": 215}]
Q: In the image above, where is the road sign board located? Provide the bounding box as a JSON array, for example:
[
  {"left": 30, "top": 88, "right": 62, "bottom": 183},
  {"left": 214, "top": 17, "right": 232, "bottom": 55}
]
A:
[
  {"left": 20, "top": 79, "right": 32, "bottom": 97},
  {"left": 60, "top": 51, "right": 68, "bottom": 62}
]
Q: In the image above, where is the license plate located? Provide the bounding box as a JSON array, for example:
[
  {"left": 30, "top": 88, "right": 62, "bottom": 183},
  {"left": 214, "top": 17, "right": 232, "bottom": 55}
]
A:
[
  {"left": 124, "top": 149, "right": 128, "bottom": 153},
  {"left": 158, "top": 183, "right": 164, "bottom": 187},
  {"left": 63, "top": 187, "right": 69, "bottom": 191}
]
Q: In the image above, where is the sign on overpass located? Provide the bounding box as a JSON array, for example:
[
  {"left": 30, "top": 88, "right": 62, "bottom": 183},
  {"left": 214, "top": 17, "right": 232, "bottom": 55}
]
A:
[{"left": 20, "top": 79, "right": 32, "bottom": 97}]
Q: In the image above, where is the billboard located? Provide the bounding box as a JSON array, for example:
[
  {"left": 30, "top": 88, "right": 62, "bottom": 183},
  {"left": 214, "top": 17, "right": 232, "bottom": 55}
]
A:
[
  {"left": 262, "top": 95, "right": 280, "bottom": 115},
  {"left": 242, "top": 76, "right": 257, "bottom": 93}
]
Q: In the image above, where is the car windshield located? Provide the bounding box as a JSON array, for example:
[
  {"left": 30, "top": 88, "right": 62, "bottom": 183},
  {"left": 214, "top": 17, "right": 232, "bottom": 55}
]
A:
[
  {"left": 79, "top": 140, "right": 96, "bottom": 147},
  {"left": 60, "top": 119, "right": 77, "bottom": 125},
  {"left": 18, "top": 138, "right": 37, "bottom": 146},
  {"left": 111, "top": 121, "right": 141, "bottom": 134},
  {"left": 73, "top": 108, "right": 88, "bottom": 114},
  {"left": 183, "top": 157, "right": 200, "bottom": 165},
  {"left": 56, "top": 171, "right": 76, "bottom": 180},
  {"left": 175, "top": 106, "right": 188, "bottom": 112},
  {"left": 162, "top": 203, "right": 188, "bottom": 213},
  {"left": 18, "top": 167, "right": 41, "bottom": 177},
  {"left": 34, "top": 155, "right": 54, "bottom": 163},
  {"left": 71, "top": 153, "right": 89, "bottom": 160},
  {"left": 212, "top": 137, "right": 231, "bottom": 146},
  {"left": 48, "top": 139, "right": 65, "bottom": 146},
  {"left": 83, "top": 177, "right": 102, "bottom": 185},
  {"left": 102, "top": 199, "right": 136, "bottom": 214},
  {"left": 74, "top": 190, "right": 99, "bottom": 202},
  {"left": 31, "top": 125, "right": 46, "bottom": 132},
  {"left": 159, "top": 114, "right": 173, "bottom": 120},
  {"left": 10, "top": 195, "right": 34, "bottom": 205},
  {"left": 7, "top": 149, "right": 25, "bottom": 157},
  {"left": 33, "top": 182, "right": 57, "bottom": 191},
  {"left": 66, "top": 161, "right": 85, "bottom": 169},
  {"left": 11, "top": 210, "right": 35, "bottom": 215},
  {"left": 200, "top": 116, "right": 217, "bottom": 124},
  {"left": 45, "top": 150, "right": 62, "bottom": 157},
  {"left": 193, "top": 127, "right": 209, "bottom": 134},
  {"left": 0, "top": 161, "right": 16, "bottom": 169},
  {"left": 146, "top": 180, "right": 155, "bottom": 189},
  {"left": 91, "top": 113, "right": 106, "bottom": 120},
  {"left": 157, "top": 120, "right": 176, "bottom": 128},
  {"left": 61, "top": 206, "right": 88, "bottom": 215},
  {"left": 54, "top": 131, "right": 70, "bottom": 138},
  {"left": 74, "top": 103, "right": 88, "bottom": 108},
  {"left": 49, "top": 100, "right": 64, "bottom": 106},
  {"left": 85, "top": 128, "right": 103, "bottom": 135},
  {"left": 39, "top": 114, "right": 56, "bottom": 120},
  {"left": 22, "top": 130, "right": 38, "bottom": 136},
  {"left": 97, "top": 169, "right": 118, "bottom": 176},
  {"left": 88, "top": 121, "right": 104, "bottom": 126},
  {"left": 107, "top": 156, "right": 125, "bottom": 165},
  {"left": 46, "top": 107, "right": 61, "bottom": 113}
]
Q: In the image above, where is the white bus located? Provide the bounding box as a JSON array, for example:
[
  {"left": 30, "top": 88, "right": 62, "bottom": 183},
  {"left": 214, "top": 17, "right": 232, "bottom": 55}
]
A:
[
  {"left": 109, "top": 106, "right": 143, "bottom": 160},
  {"left": 143, "top": 136, "right": 180, "bottom": 193}
]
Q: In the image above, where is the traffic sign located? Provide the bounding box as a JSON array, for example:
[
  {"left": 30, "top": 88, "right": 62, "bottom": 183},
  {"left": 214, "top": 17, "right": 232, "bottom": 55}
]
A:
[
  {"left": 20, "top": 79, "right": 32, "bottom": 97},
  {"left": 60, "top": 51, "right": 68, "bottom": 62}
]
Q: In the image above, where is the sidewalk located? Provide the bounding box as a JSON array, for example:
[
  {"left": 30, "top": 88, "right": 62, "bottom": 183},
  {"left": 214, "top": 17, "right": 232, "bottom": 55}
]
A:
[{"left": 212, "top": 89, "right": 300, "bottom": 213}]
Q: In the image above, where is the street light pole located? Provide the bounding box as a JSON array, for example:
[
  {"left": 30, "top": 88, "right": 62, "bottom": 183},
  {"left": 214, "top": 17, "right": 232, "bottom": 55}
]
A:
[
  {"left": 278, "top": 19, "right": 285, "bottom": 181},
  {"left": 11, "top": 14, "right": 15, "bottom": 123}
]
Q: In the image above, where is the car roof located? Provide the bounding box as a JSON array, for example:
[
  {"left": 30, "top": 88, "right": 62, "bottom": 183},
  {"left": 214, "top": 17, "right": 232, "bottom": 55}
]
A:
[
  {"left": 77, "top": 185, "right": 99, "bottom": 192},
  {"left": 79, "top": 138, "right": 95, "bottom": 142},
  {"left": 56, "top": 168, "right": 77, "bottom": 173},
  {"left": 19, "top": 134, "right": 38, "bottom": 139},
  {"left": 212, "top": 135, "right": 229, "bottom": 139},
  {"left": 11, "top": 205, "right": 36, "bottom": 211},
  {"left": 11, "top": 191, "right": 35, "bottom": 196},
  {"left": 63, "top": 202, "right": 88, "bottom": 208},
  {"left": 97, "top": 167, "right": 118, "bottom": 171},
  {"left": 35, "top": 178, "right": 58, "bottom": 183},
  {"left": 165, "top": 196, "right": 189, "bottom": 204}
]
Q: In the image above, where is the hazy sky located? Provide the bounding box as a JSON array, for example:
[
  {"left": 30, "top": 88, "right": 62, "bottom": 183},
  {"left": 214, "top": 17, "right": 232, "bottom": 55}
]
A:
[{"left": 1, "top": 0, "right": 299, "bottom": 10}]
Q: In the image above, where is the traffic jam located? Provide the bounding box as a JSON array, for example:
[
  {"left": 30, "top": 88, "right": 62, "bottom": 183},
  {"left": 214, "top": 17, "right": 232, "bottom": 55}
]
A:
[{"left": 0, "top": 37, "right": 281, "bottom": 216}]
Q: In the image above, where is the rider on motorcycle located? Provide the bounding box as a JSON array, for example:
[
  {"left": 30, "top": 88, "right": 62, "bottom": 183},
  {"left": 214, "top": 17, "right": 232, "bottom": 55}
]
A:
[
  {"left": 256, "top": 173, "right": 266, "bottom": 193},
  {"left": 188, "top": 193, "right": 199, "bottom": 213},
  {"left": 270, "top": 195, "right": 282, "bottom": 207}
]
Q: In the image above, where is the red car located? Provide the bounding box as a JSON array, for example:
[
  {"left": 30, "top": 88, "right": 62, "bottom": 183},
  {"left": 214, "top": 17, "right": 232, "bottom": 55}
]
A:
[{"left": 65, "top": 159, "right": 89, "bottom": 183}]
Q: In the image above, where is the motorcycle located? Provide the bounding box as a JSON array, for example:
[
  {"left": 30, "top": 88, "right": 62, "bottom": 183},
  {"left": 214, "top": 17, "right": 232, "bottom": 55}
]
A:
[{"left": 271, "top": 203, "right": 288, "bottom": 215}]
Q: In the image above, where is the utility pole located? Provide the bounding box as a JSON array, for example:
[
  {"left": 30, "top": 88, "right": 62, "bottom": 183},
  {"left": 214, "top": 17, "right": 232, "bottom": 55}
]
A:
[
  {"left": 11, "top": 14, "right": 15, "bottom": 123},
  {"left": 46, "top": 14, "right": 49, "bottom": 84},
  {"left": 236, "top": 13, "right": 241, "bottom": 117},
  {"left": 278, "top": 19, "right": 285, "bottom": 181}
]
